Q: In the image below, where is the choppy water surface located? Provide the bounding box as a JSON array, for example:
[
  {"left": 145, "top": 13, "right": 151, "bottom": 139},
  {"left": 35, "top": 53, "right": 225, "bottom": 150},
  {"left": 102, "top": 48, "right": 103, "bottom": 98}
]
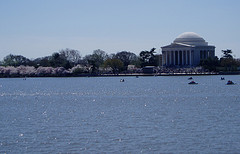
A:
[{"left": 0, "top": 75, "right": 240, "bottom": 153}]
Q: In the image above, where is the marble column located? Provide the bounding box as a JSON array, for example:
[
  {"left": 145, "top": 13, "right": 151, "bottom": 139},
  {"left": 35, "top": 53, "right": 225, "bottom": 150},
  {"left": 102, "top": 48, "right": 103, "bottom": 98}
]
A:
[
  {"left": 169, "top": 51, "right": 172, "bottom": 65},
  {"left": 166, "top": 51, "right": 169, "bottom": 66},
  {"left": 182, "top": 51, "right": 184, "bottom": 65},
  {"left": 177, "top": 51, "right": 180, "bottom": 65},
  {"left": 162, "top": 51, "right": 165, "bottom": 66},
  {"left": 173, "top": 51, "right": 176, "bottom": 65},
  {"left": 190, "top": 50, "right": 192, "bottom": 66},
  {"left": 185, "top": 50, "right": 188, "bottom": 65}
]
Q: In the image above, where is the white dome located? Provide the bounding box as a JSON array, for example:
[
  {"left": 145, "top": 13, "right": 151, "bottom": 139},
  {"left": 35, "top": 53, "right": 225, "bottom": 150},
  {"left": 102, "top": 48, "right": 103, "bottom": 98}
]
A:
[{"left": 173, "top": 32, "right": 208, "bottom": 46}]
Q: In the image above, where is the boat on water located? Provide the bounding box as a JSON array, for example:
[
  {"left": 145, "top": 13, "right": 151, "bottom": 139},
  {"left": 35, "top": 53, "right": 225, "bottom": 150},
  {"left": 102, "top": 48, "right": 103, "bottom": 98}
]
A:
[
  {"left": 226, "top": 80, "right": 235, "bottom": 85},
  {"left": 188, "top": 81, "right": 198, "bottom": 84},
  {"left": 221, "top": 77, "right": 225, "bottom": 80},
  {"left": 120, "top": 79, "right": 125, "bottom": 82},
  {"left": 188, "top": 77, "right": 193, "bottom": 80}
]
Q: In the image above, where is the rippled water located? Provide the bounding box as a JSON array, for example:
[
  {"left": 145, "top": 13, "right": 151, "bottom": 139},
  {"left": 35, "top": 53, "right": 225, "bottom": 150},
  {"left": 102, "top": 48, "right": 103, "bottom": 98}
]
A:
[{"left": 0, "top": 75, "right": 240, "bottom": 153}]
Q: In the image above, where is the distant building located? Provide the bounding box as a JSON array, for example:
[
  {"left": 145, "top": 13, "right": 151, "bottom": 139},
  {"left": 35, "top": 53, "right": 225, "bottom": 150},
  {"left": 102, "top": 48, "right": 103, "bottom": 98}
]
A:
[
  {"left": 161, "top": 32, "right": 215, "bottom": 67},
  {"left": 127, "top": 65, "right": 136, "bottom": 71},
  {"left": 142, "top": 66, "right": 156, "bottom": 74}
]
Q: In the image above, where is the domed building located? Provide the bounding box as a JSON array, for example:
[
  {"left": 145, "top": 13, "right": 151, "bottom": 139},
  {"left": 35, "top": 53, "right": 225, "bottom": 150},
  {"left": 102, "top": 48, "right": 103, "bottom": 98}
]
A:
[{"left": 161, "top": 32, "right": 215, "bottom": 67}]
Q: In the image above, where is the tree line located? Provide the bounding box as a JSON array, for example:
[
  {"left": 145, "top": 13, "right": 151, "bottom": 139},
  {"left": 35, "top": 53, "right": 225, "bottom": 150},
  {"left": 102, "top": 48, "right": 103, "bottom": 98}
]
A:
[
  {"left": 0, "top": 48, "right": 239, "bottom": 77},
  {"left": 200, "top": 49, "right": 240, "bottom": 72},
  {"left": 0, "top": 48, "right": 160, "bottom": 77}
]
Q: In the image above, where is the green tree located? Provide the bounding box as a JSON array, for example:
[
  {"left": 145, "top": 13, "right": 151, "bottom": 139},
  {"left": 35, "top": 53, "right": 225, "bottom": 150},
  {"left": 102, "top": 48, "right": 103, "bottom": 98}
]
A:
[
  {"left": 200, "top": 56, "right": 220, "bottom": 71},
  {"left": 83, "top": 49, "right": 108, "bottom": 74},
  {"left": 104, "top": 58, "right": 124, "bottom": 74},
  {"left": 114, "top": 51, "right": 138, "bottom": 70},
  {"left": 220, "top": 49, "right": 239, "bottom": 71},
  {"left": 49, "top": 52, "right": 72, "bottom": 69},
  {"left": 222, "top": 49, "right": 233, "bottom": 58},
  {"left": 139, "top": 48, "right": 156, "bottom": 67},
  {"left": 2, "top": 54, "right": 32, "bottom": 66},
  {"left": 33, "top": 56, "right": 51, "bottom": 67}
]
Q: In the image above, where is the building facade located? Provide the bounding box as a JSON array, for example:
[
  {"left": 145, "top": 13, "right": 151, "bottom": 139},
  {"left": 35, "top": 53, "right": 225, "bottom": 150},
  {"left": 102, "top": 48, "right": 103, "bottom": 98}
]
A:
[{"left": 161, "top": 32, "right": 215, "bottom": 67}]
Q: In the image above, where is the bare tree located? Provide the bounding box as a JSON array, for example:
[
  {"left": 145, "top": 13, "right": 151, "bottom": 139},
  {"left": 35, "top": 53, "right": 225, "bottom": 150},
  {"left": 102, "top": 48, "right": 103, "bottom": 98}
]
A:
[{"left": 59, "top": 48, "right": 82, "bottom": 64}]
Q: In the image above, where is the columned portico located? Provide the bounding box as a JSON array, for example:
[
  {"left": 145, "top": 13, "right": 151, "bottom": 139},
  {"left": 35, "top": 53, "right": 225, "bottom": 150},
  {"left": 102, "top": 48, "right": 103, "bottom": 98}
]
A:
[
  {"left": 162, "top": 49, "right": 196, "bottom": 66},
  {"left": 161, "top": 32, "right": 215, "bottom": 67}
]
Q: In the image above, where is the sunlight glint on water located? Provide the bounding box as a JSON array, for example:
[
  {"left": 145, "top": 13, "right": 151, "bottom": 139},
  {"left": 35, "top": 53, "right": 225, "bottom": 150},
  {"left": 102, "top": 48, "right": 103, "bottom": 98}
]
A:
[{"left": 0, "top": 76, "right": 240, "bottom": 153}]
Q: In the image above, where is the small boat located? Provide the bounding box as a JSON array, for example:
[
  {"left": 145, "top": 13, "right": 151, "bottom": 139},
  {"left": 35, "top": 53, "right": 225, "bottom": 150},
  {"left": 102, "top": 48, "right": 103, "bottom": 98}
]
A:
[
  {"left": 120, "top": 79, "right": 124, "bottom": 82},
  {"left": 226, "top": 80, "right": 235, "bottom": 85},
  {"left": 188, "top": 77, "right": 193, "bottom": 80},
  {"left": 221, "top": 77, "right": 225, "bottom": 80},
  {"left": 188, "top": 81, "right": 198, "bottom": 84}
]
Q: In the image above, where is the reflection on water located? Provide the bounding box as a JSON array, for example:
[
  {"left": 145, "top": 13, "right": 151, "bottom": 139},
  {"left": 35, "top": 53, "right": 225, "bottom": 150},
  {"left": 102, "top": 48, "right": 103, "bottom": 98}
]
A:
[{"left": 0, "top": 75, "right": 240, "bottom": 153}]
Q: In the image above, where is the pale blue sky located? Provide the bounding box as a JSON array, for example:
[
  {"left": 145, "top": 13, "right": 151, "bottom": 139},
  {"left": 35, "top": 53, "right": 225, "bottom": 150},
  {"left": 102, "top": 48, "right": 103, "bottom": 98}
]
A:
[{"left": 0, "top": 0, "right": 240, "bottom": 60}]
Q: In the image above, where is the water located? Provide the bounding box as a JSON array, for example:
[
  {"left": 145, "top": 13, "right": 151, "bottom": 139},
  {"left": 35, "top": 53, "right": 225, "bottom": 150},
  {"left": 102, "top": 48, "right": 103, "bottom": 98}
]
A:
[{"left": 0, "top": 75, "right": 240, "bottom": 153}]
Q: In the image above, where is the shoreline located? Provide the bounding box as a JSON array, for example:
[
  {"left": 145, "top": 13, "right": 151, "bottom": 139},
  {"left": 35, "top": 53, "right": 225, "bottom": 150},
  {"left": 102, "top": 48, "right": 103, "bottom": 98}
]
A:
[{"left": 1, "top": 72, "right": 240, "bottom": 78}]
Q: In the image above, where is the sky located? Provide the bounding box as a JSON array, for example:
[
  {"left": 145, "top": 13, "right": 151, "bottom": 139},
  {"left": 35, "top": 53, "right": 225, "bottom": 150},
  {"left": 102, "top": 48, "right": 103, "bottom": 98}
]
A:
[{"left": 0, "top": 0, "right": 240, "bottom": 60}]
